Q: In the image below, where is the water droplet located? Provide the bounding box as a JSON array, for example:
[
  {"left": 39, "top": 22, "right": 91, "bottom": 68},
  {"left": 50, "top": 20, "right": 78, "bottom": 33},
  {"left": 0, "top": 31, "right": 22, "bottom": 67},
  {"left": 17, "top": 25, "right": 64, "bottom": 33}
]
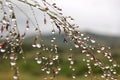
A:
[
  {"left": 83, "top": 46, "right": 87, "bottom": 49},
  {"left": 26, "top": 27, "right": 29, "bottom": 31},
  {"left": 32, "top": 44, "right": 36, "bottom": 47},
  {"left": 84, "top": 74, "right": 88, "bottom": 77},
  {"left": 91, "top": 39, "right": 96, "bottom": 43},
  {"left": 2, "top": 20, "right": 7, "bottom": 24},
  {"left": 97, "top": 50, "right": 101, "bottom": 53},
  {"left": 0, "top": 49, "right": 5, "bottom": 52},
  {"left": 74, "top": 44, "right": 79, "bottom": 48},
  {"left": 113, "top": 71, "right": 117, "bottom": 74},
  {"left": 46, "top": 70, "right": 50, "bottom": 74},
  {"left": 70, "top": 61, "right": 74, "bottom": 65},
  {"left": 113, "top": 64, "right": 117, "bottom": 67},
  {"left": 10, "top": 62, "right": 16, "bottom": 66},
  {"left": 108, "top": 47, "right": 111, "bottom": 49},
  {"left": 35, "top": 57, "right": 38, "bottom": 60},
  {"left": 68, "top": 28, "right": 73, "bottom": 31},
  {"left": 53, "top": 37, "right": 56, "bottom": 40},
  {"left": 51, "top": 39, "right": 54, "bottom": 43},
  {"left": 52, "top": 29, "right": 55, "bottom": 34},
  {"left": 94, "top": 63, "right": 98, "bottom": 66},
  {"left": 88, "top": 71, "right": 91, "bottom": 74},
  {"left": 55, "top": 71, "right": 58, "bottom": 74},
  {"left": 49, "top": 62, "right": 53, "bottom": 65},
  {"left": 91, "top": 47, "right": 95, "bottom": 50},
  {"left": 101, "top": 47, "right": 105, "bottom": 51},
  {"left": 72, "top": 75, "right": 76, "bottom": 79},
  {"left": 12, "top": 19, "right": 16, "bottom": 22},
  {"left": 13, "top": 75, "right": 18, "bottom": 80},
  {"left": 86, "top": 60, "right": 90, "bottom": 63},
  {"left": 10, "top": 56, "right": 14, "bottom": 60},
  {"left": 36, "top": 43, "right": 41, "bottom": 48},
  {"left": 82, "top": 50, "right": 86, "bottom": 53},
  {"left": 74, "top": 36, "right": 78, "bottom": 39},
  {"left": 37, "top": 60, "right": 42, "bottom": 64},
  {"left": 5, "top": 1, "right": 10, "bottom": 6},
  {"left": 107, "top": 74, "right": 111, "bottom": 77},
  {"left": 83, "top": 59, "right": 86, "bottom": 61},
  {"left": 58, "top": 67, "right": 61, "bottom": 71},
  {"left": 83, "top": 37, "right": 87, "bottom": 40},
  {"left": 87, "top": 63, "right": 90, "bottom": 66},
  {"left": 81, "top": 33, "right": 84, "bottom": 36},
  {"left": 101, "top": 75, "right": 105, "bottom": 78},
  {"left": 90, "top": 57, "right": 94, "bottom": 60},
  {"left": 105, "top": 66, "right": 110, "bottom": 69},
  {"left": 68, "top": 57, "right": 72, "bottom": 61},
  {"left": 107, "top": 56, "right": 111, "bottom": 59},
  {"left": 41, "top": 68, "right": 45, "bottom": 71},
  {"left": 109, "top": 59, "right": 113, "bottom": 62},
  {"left": 55, "top": 55, "right": 59, "bottom": 60},
  {"left": 19, "top": 50, "right": 23, "bottom": 54},
  {"left": 69, "top": 48, "right": 73, "bottom": 51},
  {"left": 51, "top": 49, "right": 53, "bottom": 51},
  {"left": 72, "top": 68, "right": 75, "bottom": 71},
  {"left": 86, "top": 54, "right": 90, "bottom": 57},
  {"left": 88, "top": 66, "right": 91, "bottom": 69},
  {"left": 42, "top": 56, "right": 45, "bottom": 59}
]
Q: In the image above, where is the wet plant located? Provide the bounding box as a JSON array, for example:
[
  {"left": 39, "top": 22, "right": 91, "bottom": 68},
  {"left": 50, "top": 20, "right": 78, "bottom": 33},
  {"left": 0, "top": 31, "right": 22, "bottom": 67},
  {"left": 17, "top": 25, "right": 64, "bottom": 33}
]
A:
[{"left": 0, "top": 0, "right": 119, "bottom": 80}]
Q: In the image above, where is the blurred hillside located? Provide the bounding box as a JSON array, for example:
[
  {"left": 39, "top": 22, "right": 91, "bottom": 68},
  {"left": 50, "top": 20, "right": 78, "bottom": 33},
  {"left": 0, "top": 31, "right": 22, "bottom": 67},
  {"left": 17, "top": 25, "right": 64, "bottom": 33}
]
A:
[
  {"left": 24, "top": 31, "right": 120, "bottom": 51},
  {"left": 22, "top": 32, "right": 120, "bottom": 62}
]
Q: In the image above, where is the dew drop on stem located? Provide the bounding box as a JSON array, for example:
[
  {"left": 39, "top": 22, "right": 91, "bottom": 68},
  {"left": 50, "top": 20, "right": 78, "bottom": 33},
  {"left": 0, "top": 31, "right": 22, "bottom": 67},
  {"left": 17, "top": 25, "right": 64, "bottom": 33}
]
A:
[
  {"left": 74, "top": 44, "right": 79, "bottom": 48},
  {"left": 84, "top": 74, "right": 88, "bottom": 77},
  {"left": 81, "top": 33, "right": 84, "bottom": 37},
  {"left": 10, "top": 62, "right": 16, "bottom": 66},
  {"left": 36, "top": 43, "right": 41, "bottom": 48},
  {"left": 37, "top": 60, "right": 42, "bottom": 64},
  {"left": 0, "top": 49, "right": 5, "bottom": 52},
  {"left": 97, "top": 50, "right": 101, "bottom": 53},
  {"left": 91, "top": 39, "right": 96, "bottom": 43},
  {"left": 52, "top": 29, "right": 55, "bottom": 34},
  {"left": 13, "top": 75, "right": 18, "bottom": 80},
  {"left": 26, "top": 27, "right": 29, "bottom": 31},
  {"left": 72, "top": 75, "right": 76, "bottom": 79},
  {"left": 32, "top": 44, "right": 36, "bottom": 48}
]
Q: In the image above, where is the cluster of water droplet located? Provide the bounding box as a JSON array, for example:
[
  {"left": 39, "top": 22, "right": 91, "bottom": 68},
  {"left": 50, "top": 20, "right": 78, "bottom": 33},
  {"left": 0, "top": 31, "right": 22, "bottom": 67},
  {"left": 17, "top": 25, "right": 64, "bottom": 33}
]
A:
[
  {"left": 68, "top": 53, "right": 76, "bottom": 79},
  {"left": 0, "top": 0, "right": 26, "bottom": 80},
  {"left": 0, "top": 0, "right": 119, "bottom": 80},
  {"left": 30, "top": 23, "right": 62, "bottom": 79}
]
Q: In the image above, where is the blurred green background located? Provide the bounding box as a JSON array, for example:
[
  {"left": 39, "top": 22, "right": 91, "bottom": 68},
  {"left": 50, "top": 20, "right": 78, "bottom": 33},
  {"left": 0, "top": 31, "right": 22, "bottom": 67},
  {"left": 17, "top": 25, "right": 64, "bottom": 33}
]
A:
[{"left": 0, "top": 32, "right": 120, "bottom": 80}]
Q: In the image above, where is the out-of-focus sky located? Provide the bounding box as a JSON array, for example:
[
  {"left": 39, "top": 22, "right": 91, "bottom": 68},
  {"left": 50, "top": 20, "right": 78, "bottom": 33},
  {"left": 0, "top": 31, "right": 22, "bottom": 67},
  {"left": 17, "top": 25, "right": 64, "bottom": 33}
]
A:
[
  {"left": 10, "top": 0, "right": 120, "bottom": 36},
  {"left": 54, "top": 0, "right": 120, "bottom": 36}
]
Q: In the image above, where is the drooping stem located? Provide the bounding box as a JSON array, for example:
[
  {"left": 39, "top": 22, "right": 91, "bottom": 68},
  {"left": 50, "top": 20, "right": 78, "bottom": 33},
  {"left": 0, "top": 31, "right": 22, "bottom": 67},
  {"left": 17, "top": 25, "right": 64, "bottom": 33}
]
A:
[{"left": 0, "top": 0, "right": 118, "bottom": 80}]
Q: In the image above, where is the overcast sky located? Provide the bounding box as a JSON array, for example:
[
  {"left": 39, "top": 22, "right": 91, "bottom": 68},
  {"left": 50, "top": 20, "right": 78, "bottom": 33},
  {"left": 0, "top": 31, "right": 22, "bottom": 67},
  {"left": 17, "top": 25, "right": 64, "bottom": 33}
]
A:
[
  {"left": 54, "top": 0, "right": 120, "bottom": 36},
  {"left": 12, "top": 0, "right": 120, "bottom": 36}
]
